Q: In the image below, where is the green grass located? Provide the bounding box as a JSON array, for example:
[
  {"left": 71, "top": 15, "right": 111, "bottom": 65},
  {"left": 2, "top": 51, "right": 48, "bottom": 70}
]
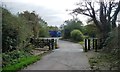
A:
[
  {"left": 79, "top": 41, "right": 85, "bottom": 51},
  {"left": 2, "top": 55, "right": 41, "bottom": 72}
]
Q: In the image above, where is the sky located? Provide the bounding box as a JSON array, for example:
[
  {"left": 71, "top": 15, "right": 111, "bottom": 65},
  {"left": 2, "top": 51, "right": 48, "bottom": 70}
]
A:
[{"left": 2, "top": 0, "right": 89, "bottom": 27}]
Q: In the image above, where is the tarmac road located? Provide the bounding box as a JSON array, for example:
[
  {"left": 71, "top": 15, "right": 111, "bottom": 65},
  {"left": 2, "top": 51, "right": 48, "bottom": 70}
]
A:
[{"left": 23, "top": 40, "right": 90, "bottom": 70}]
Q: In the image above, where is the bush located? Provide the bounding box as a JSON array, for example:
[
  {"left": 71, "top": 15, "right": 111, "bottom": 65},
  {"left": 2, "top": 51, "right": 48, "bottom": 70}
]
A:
[
  {"left": 2, "top": 50, "right": 32, "bottom": 67},
  {"left": 70, "top": 29, "right": 83, "bottom": 42},
  {"left": 2, "top": 8, "right": 34, "bottom": 53},
  {"left": 2, "top": 28, "right": 18, "bottom": 52}
]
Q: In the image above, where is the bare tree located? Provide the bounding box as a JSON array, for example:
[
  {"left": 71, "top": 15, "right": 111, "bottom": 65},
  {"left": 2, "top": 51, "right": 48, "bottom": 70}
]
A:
[{"left": 73, "top": 0, "right": 120, "bottom": 38}]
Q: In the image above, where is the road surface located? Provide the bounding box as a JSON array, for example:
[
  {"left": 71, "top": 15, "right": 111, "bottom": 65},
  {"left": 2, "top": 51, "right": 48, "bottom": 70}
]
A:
[{"left": 23, "top": 40, "right": 90, "bottom": 70}]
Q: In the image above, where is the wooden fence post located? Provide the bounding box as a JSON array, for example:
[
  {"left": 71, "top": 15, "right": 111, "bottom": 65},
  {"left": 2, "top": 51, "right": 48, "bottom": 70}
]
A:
[
  {"left": 99, "top": 38, "right": 102, "bottom": 49},
  {"left": 88, "top": 39, "right": 90, "bottom": 50},
  {"left": 41, "top": 39, "right": 44, "bottom": 48},
  {"left": 48, "top": 39, "right": 51, "bottom": 50},
  {"left": 55, "top": 39, "right": 58, "bottom": 49},
  {"left": 84, "top": 39, "right": 87, "bottom": 52},
  {"left": 51, "top": 39, "right": 54, "bottom": 50},
  {"left": 93, "top": 38, "right": 95, "bottom": 49},
  {"left": 95, "top": 39, "right": 98, "bottom": 52}
]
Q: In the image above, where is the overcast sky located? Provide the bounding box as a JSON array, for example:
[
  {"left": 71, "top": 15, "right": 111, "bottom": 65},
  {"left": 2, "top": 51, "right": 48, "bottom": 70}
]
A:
[{"left": 2, "top": 0, "right": 90, "bottom": 27}]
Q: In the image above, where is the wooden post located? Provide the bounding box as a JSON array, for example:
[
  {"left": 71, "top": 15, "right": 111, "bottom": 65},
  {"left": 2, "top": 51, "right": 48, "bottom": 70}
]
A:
[
  {"left": 84, "top": 39, "right": 87, "bottom": 52},
  {"left": 93, "top": 38, "right": 95, "bottom": 49},
  {"left": 48, "top": 39, "right": 51, "bottom": 50},
  {"left": 46, "top": 39, "right": 49, "bottom": 46},
  {"left": 88, "top": 39, "right": 90, "bottom": 50},
  {"left": 99, "top": 38, "right": 102, "bottom": 49},
  {"left": 51, "top": 39, "right": 54, "bottom": 50},
  {"left": 46, "top": 39, "right": 49, "bottom": 50},
  {"left": 55, "top": 39, "right": 58, "bottom": 49},
  {"left": 95, "top": 39, "right": 98, "bottom": 52},
  {"left": 41, "top": 39, "right": 44, "bottom": 48}
]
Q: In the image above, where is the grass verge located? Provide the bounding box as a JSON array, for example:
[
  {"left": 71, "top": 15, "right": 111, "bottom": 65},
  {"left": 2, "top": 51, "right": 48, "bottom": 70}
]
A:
[
  {"left": 79, "top": 41, "right": 85, "bottom": 51},
  {"left": 2, "top": 55, "right": 41, "bottom": 72},
  {"left": 88, "top": 52, "right": 119, "bottom": 70}
]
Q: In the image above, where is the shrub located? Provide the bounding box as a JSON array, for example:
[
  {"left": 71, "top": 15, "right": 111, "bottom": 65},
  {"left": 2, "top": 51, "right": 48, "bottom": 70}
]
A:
[
  {"left": 70, "top": 29, "right": 83, "bottom": 42},
  {"left": 2, "top": 28, "right": 18, "bottom": 52},
  {"left": 2, "top": 50, "right": 32, "bottom": 67},
  {"left": 2, "top": 8, "right": 33, "bottom": 53}
]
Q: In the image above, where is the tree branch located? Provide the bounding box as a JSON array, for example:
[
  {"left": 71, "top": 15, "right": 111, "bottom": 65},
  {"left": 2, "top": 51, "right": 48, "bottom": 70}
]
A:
[
  {"left": 85, "top": 2, "right": 93, "bottom": 17},
  {"left": 111, "top": 1, "right": 120, "bottom": 28},
  {"left": 87, "top": 2, "right": 96, "bottom": 18}
]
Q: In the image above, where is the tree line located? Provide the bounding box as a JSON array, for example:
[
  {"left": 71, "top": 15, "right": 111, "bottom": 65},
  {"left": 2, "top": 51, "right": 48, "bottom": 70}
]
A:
[
  {"left": 2, "top": 7, "right": 59, "bottom": 68},
  {"left": 2, "top": 8, "right": 50, "bottom": 53}
]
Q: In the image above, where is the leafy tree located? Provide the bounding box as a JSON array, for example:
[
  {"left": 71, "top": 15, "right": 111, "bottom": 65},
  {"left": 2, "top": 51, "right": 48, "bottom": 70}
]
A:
[
  {"left": 84, "top": 21, "right": 98, "bottom": 38},
  {"left": 2, "top": 7, "right": 50, "bottom": 67},
  {"left": 39, "top": 25, "right": 49, "bottom": 37},
  {"left": 63, "top": 19, "right": 83, "bottom": 39},
  {"left": 19, "top": 11, "right": 49, "bottom": 38},
  {"left": 2, "top": 8, "right": 33, "bottom": 52},
  {"left": 19, "top": 11, "right": 40, "bottom": 38},
  {"left": 38, "top": 18, "right": 49, "bottom": 37},
  {"left": 2, "top": 7, "right": 49, "bottom": 52},
  {"left": 48, "top": 26, "right": 59, "bottom": 31}
]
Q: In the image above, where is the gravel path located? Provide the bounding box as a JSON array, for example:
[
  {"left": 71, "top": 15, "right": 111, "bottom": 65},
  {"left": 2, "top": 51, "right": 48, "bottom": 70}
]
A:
[{"left": 23, "top": 40, "right": 90, "bottom": 70}]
